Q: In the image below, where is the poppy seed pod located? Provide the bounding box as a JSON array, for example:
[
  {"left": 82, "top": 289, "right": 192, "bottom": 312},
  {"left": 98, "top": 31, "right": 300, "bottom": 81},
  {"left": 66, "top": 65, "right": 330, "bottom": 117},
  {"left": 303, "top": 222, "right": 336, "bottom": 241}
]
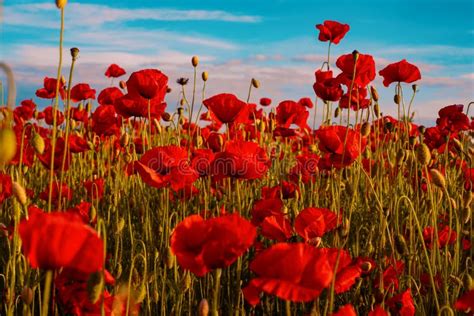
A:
[
  {"left": 161, "top": 112, "right": 172, "bottom": 122},
  {"left": 202, "top": 71, "right": 208, "bottom": 82},
  {"left": 361, "top": 122, "right": 371, "bottom": 137},
  {"left": 429, "top": 169, "right": 446, "bottom": 189},
  {"left": 334, "top": 107, "right": 341, "bottom": 118},
  {"left": 55, "top": 0, "right": 67, "bottom": 9},
  {"left": 119, "top": 80, "right": 127, "bottom": 89},
  {"left": 251, "top": 78, "right": 260, "bottom": 88},
  {"left": 394, "top": 234, "right": 408, "bottom": 256},
  {"left": 416, "top": 143, "right": 431, "bottom": 166},
  {"left": 393, "top": 94, "right": 401, "bottom": 105},
  {"left": 412, "top": 84, "right": 418, "bottom": 93},
  {"left": 352, "top": 50, "right": 360, "bottom": 62},
  {"left": 373, "top": 103, "right": 380, "bottom": 118},
  {"left": 191, "top": 56, "right": 199, "bottom": 67},
  {"left": 70, "top": 47, "right": 80, "bottom": 60},
  {"left": 135, "top": 283, "right": 147, "bottom": 303}
]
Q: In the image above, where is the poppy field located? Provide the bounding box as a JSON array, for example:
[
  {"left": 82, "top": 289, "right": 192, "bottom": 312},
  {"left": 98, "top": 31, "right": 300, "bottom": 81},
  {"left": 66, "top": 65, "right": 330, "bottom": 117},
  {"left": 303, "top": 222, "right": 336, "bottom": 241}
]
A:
[{"left": 0, "top": 1, "right": 473, "bottom": 316}]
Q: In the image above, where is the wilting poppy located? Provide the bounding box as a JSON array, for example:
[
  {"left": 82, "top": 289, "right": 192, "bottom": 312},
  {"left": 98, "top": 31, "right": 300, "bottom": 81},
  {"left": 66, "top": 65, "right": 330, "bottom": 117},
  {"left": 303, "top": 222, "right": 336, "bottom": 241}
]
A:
[
  {"left": 316, "top": 20, "right": 350, "bottom": 45},
  {"left": 379, "top": 59, "right": 421, "bottom": 87},
  {"left": 170, "top": 213, "right": 256, "bottom": 276},
  {"left": 105, "top": 63, "right": 126, "bottom": 78},
  {"left": 19, "top": 207, "right": 104, "bottom": 274},
  {"left": 203, "top": 93, "right": 247, "bottom": 124}
]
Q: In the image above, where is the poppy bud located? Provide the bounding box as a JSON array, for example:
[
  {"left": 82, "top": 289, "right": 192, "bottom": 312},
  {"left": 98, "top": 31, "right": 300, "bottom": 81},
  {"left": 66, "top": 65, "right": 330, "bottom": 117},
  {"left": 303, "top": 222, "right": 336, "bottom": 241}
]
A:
[
  {"left": 202, "top": 71, "right": 209, "bottom": 82},
  {"left": 463, "top": 191, "right": 473, "bottom": 209},
  {"left": 352, "top": 50, "right": 359, "bottom": 62},
  {"left": 251, "top": 78, "right": 260, "bottom": 89},
  {"left": 418, "top": 125, "right": 426, "bottom": 135},
  {"left": 134, "top": 283, "right": 147, "bottom": 303},
  {"left": 370, "top": 86, "right": 379, "bottom": 102},
  {"left": 452, "top": 138, "right": 463, "bottom": 152},
  {"left": 217, "top": 135, "right": 224, "bottom": 149},
  {"left": 55, "top": 0, "right": 67, "bottom": 9},
  {"left": 394, "top": 234, "right": 408, "bottom": 256},
  {"left": 152, "top": 289, "right": 160, "bottom": 302},
  {"left": 87, "top": 271, "right": 104, "bottom": 304},
  {"left": 339, "top": 218, "right": 350, "bottom": 238},
  {"left": 191, "top": 56, "right": 199, "bottom": 67},
  {"left": 70, "top": 47, "right": 79, "bottom": 60},
  {"left": 429, "top": 168, "right": 446, "bottom": 189},
  {"left": 196, "top": 135, "right": 203, "bottom": 147},
  {"left": 124, "top": 153, "right": 133, "bottom": 164},
  {"left": 12, "top": 182, "right": 27, "bottom": 205},
  {"left": 21, "top": 287, "right": 34, "bottom": 305},
  {"left": 177, "top": 107, "right": 184, "bottom": 116},
  {"left": 162, "top": 112, "right": 172, "bottom": 122},
  {"left": 393, "top": 94, "right": 401, "bottom": 105},
  {"left": 89, "top": 205, "right": 97, "bottom": 223},
  {"left": 416, "top": 143, "right": 431, "bottom": 166},
  {"left": 30, "top": 132, "right": 45, "bottom": 155},
  {"left": 153, "top": 119, "right": 162, "bottom": 134},
  {"left": 0, "top": 128, "right": 17, "bottom": 166},
  {"left": 257, "top": 120, "right": 266, "bottom": 134},
  {"left": 361, "top": 122, "right": 371, "bottom": 137},
  {"left": 309, "top": 144, "right": 318, "bottom": 153},
  {"left": 183, "top": 272, "right": 192, "bottom": 290},
  {"left": 166, "top": 87, "right": 172, "bottom": 93},
  {"left": 119, "top": 80, "right": 127, "bottom": 89},
  {"left": 360, "top": 261, "right": 372, "bottom": 273},
  {"left": 464, "top": 274, "right": 473, "bottom": 290},
  {"left": 198, "top": 299, "right": 209, "bottom": 316},
  {"left": 165, "top": 247, "right": 175, "bottom": 269},
  {"left": 373, "top": 103, "right": 380, "bottom": 118},
  {"left": 408, "top": 136, "right": 417, "bottom": 147},
  {"left": 120, "top": 132, "right": 130, "bottom": 147},
  {"left": 334, "top": 107, "right": 341, "bottom": 118},
  {"left": 116, "top": 217, "right": 125, "bottom": 234}
]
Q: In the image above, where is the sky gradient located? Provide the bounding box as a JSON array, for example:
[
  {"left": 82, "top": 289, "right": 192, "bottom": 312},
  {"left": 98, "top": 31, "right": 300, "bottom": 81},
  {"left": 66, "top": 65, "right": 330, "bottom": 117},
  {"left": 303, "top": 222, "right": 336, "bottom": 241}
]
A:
[{"left": 1, "top": 0, "right": 473, "bottom": 124}]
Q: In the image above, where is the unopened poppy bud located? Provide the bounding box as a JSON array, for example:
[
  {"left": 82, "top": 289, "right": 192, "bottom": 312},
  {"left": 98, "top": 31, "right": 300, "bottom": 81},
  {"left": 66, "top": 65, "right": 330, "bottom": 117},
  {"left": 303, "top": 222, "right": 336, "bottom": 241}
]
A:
[
  {"left": 87, "top": 271, "right": 104, "bottom": 304},
  {"left": 21, "top": 287, "right": 34, "bottom": 305},
  {"left": 124, "top": 152, "right": 133, "bottom": 164},
  {"left": 120, "top": 132, "right": 129, "bottom": 147},
  {"left": 196, "top": 135, "right": 203, "bottom": 147},
  {"left": 429, "top": 168, "right": 446, "bottom": 189},
  {"left": 352, "top": 50, "right": 359, "bottom": 62},
  {"left": 177, "top": 107, "right": 184, "bottom": 116},
  {"left": 361, "top": 122, "right": 371, "bottom": 137},
  {"left": 393, "top": 94, "right": 401, "bottom": 105},
  {"left": 464, "top": 274, "right": 473, "bottom": 290},
  {"left": 153, "top": 119, "right": 162, "bottom": 134},
  {"left": 370, "top": 86, "right": 379, "bottom": 102},
  {"left": 309, "top": 144, "right": 318, "bottom": 153},
  {"left": 202, "top": 71, "right": 208, "bottom": 82},
  {"left": 161, "top": 112, "right": 172, "bottom": 122},
  {"left": 119, "top": 80, "right": 127, "bottom": 89},
  {"left": 12, "top": 182, "right": 27, "bottom": 205},
  {"left": 134, "top": 283, "right": 147, "bottom": 303},
  {"left": 452, "top": 138, "right": 463, "bottom": 152},
  {"left": 373, "top": 103, "right": 380, "bottom": 118},
  {"left": 416, "top": 143, "right": 431, "bottom": 166},
  {"left": 55, "top": 0, "right": 67, "bottom": 9},
  {"left": 70, "top": 47, "right": 79, "bottom": 60},
  {"left": 152, "top": 289, "right": 160, "bottom": 302},
  {"left": 251, "top": 78, "right": 260, "bottom": 89},
  {"left": 217, "top": 135, "right": 224, "bottom": 149},
  {"left": 334, "top": 107, "right": 341, "bottom": 118},
  {"left": 116, "top": 217, "right": 125, "bottom": 233},
  {"left": 339, "top": 218, "right": 350, "bottom": 238},
  {"left": 0, "top": 128, "right": 17, "bottom": 166},
  {"left": 198, "top": 299, "right": 209, "bottom": 316},
  {"left": 165, "top": 247, "right": 175, "bottom": 269},
  {"left": 394, "top": 234, "right": 408, "bottom": 256},
  {"left": 183, "top": 272, "right": 192, "bottom": 290},
  {"left": 191, "top": 56, "right": 199, "bottom": 67},
  {"left": 30, "top": 132, "right": 45, "bottom": 155}
]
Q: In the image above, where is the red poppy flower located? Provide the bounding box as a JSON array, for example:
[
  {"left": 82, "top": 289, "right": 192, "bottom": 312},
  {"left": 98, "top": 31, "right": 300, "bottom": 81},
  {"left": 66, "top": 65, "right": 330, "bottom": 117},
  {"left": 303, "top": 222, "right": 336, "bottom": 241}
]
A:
[
  {"left": 375, "top": 258, "right": 405, "bottom": 292},
  {"left": 259, "top": 97, "right": 272, "bottom": 106},
  {"left": 68, "top": 135, "right": 90, "bottom": 153},
  {"left": 454, "top": 289, "right": 474, "bottom": 313},
  {"left": 97, "top": 87, "right": 124, "bottom": 106},
  {"left": 91, "top": 105, "right": 121, "bottom": 137},
  {"left": 115, "top": 93, "right": 167, "bottom": 119},
  {"left": 0, "top": 173, "right": 12, "bottom": 205},
  {"left": 379, "top": 59, "right": 421, "bottom": 87},
  {"left": 14, "top": 99, "right": 36, "bottom": 124},
  {"left": 171, "top": 213, "right": 256, "bottom": 276},
  {"left": 386, "top": 289, "right": 415, "bottom": 316},
  {"left": 276, "top": 100, "right": 310, "bottom": 129},
  {"left": 37, "top": 137, "right": 72, "bottom": 172},
  {"left": 260, "top": 215, "right": 293, "bottom": 242},
  {"left": 70, "top": 83, "right": 96, "bottom": 102},
  {"left": 336, "top": 53, "right": 376, "bottom": 87},
  {"left": 295, "top": 207, "right": 341, "bottom": 241},
  {"left": 127, "top": 69, "right": 168, "bottom": 100},
  {"left": 19, "top": 208, "right": 104, "bottom": 273},
  {"left": 68, "top": 106, "right": 88, "bottom": 122},
  {"left": 422, "top": 225, "right": 457, "bottom": 249},
  {"left": 436, "top": 104, "right": 470, "bottom": 133},
  {"left": 39, "top": 182, "right": 73, "bottom": 204},
  {"left": 66, "top": 201, "right": 93, "bottom": 224},
  {"left": 211, "top": 140, "right": 269, "bottom": 180},
  {"left": 368, "top": 306, "right": 389, "bottom": 316},
  {"left": 104, "top": 63, "right": 126, "bottom": 78},
  {"left": 42, "top": 106, "right": 65, "bottom": 125},
  {"left": 298, "top": 97, "right": 314, "bottom": 109},
  {"left": 316, "top": 20, "right": 350, "bottom": 45},
  {"left": 289, "top": 152, "right": 320, "bottom": 183},
  {"left": 313, "top": 70, "right": 344, "bottom": 102},
  {"left": 242, "top": 243, "right": 334, "bottom": 305},
  {"left": 251, "top": 198, "right": 284, "bottom": 226},
  {"left": 332, "top": 304, "right": 356, "bottom": 316},
  {"left": 35, "top": 77, "right": 66, "bottom": 99},
  {"left": 191, "top": 149, "right": 215, "bottom": 177},
  {"left": 203, "top": 93, "right": 247, "bottom": 124}
]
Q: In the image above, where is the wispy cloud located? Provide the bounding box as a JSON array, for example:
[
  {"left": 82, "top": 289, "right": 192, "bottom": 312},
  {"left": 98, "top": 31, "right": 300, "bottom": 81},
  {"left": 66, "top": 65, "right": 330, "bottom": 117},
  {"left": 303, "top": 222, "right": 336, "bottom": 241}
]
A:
[{"left": 4, "top": 3, "right": 262, "bottom": 29}]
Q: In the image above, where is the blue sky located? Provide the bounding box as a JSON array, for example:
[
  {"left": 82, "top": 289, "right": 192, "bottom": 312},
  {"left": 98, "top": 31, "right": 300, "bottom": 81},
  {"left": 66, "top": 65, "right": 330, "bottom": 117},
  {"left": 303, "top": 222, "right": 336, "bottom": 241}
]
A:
[{"left": 1, "top": 0, "right": 473, "bottom": 124}]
